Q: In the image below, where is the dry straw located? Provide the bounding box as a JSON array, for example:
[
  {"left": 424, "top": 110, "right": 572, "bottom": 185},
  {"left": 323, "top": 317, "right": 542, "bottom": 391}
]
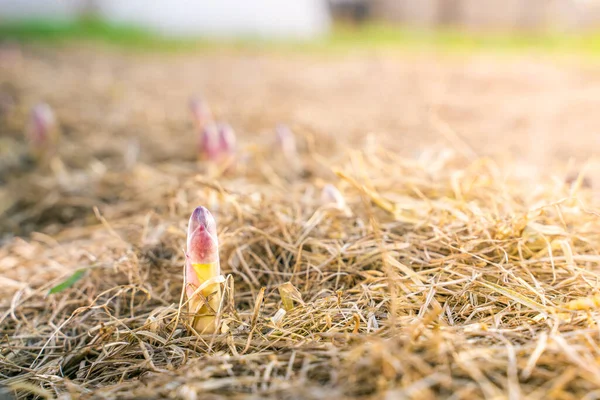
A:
[{"left": 1, "top": 119, "right": 600, "bottom": 398}]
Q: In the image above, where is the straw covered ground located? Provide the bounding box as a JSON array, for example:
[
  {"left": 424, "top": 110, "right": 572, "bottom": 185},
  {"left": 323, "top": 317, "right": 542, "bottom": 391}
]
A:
[{"left": 2, "top": 44, "right": 600, "bottom": 399}]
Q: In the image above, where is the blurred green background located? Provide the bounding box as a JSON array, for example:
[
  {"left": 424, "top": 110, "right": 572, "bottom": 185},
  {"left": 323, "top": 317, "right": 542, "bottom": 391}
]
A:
[{"left": 2, "top": 1, "right": 600, "bottom": 56}]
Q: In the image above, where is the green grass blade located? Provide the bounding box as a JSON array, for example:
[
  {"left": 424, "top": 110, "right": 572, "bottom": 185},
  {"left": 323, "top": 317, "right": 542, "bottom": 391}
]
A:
[{"left": 48, "top": 268, "right": 87, "bottom": 295}]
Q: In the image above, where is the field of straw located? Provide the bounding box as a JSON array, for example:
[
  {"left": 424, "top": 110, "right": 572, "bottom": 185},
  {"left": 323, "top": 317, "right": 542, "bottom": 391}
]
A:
[{"left": 2, "top": 44, "right": 600, "bottom": 399}]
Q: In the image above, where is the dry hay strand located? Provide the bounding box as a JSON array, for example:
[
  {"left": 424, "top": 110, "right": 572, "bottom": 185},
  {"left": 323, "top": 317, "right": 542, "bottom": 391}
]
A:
[{"left": 2, "top": 143, "right": 600, "bottom": 400}]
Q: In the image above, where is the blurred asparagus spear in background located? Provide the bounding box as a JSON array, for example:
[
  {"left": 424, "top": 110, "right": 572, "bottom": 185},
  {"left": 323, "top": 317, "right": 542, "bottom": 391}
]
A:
[
  {"left": 185, "top": 206, "right": 223, "bottom": 333},
  {"left": 218, "top": 123, "right": 236, "bottom": 157},
  {"left": 217, "top": 122, "right": 237, "bottom": 168},
  {"left": 321, "top": 184, "right": 346, "bottom": 209},
  {"left": 26, "top": 103, "right": 59, "bottom": 165},
  {"left": 191, "top": 97, "right": 237, "bottom": 170},
  {"left": 275, "top": 124, "right": 297, "bottom": 160},
  {"left": 274, "top": 124, "right": 301, "bottom": 176},
  {"left": 321, "top": 183, "right": 352, "bottom": 218},
  {"left": 189, "top": 97, "right": 213, "bottom": 131},
  {"left": 198, "top": 123, "right": 238, "bottom": 170},
  {"left": 199, "top": 124, "right": 221, "bottom": 162}
]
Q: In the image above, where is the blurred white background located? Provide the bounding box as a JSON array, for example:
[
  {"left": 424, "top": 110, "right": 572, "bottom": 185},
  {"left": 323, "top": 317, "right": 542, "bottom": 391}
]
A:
[{"left": 0, "top": 0, "right": 331, "bottom": 38}]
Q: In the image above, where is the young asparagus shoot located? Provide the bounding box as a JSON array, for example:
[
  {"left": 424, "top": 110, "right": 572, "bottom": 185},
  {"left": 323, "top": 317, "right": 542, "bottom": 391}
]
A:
[
  {"left": 278, "top": 282, "right": 304, "bottom": 311},
  {"left": 26, "top": 103, "right": 58, "bottom": 163},
  {"left": 185, "top": 206, "right": 222, "bottom": 333},
  {"left": 199, "top": 124, "right": 221, "bottom": 162},
  {"left": 270, "top": 308, "right": 287, "bottom": 325},
  {"left": 189, "top": 97, "right": 213, "bottom": 130},
  {"left": 218, "top": 123, "right": 236, "bottom": 158},
  {"left": 275, "top": 124, "right": 297, "bottom": 159},
  {"left": 274, "top": 124, "right": 302, "bottom": 176},
  {"left": 321, "top": 184, "right": 347, "bottom": 210}
]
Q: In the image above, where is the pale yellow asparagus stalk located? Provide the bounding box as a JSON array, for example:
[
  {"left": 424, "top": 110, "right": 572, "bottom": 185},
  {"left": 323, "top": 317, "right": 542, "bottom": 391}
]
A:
[
  {"left": 185, "top": 206, "right": 222, "bottom": 333},
  {"left": 278, "top": 282, "right": 304, "bottom": 311}
]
